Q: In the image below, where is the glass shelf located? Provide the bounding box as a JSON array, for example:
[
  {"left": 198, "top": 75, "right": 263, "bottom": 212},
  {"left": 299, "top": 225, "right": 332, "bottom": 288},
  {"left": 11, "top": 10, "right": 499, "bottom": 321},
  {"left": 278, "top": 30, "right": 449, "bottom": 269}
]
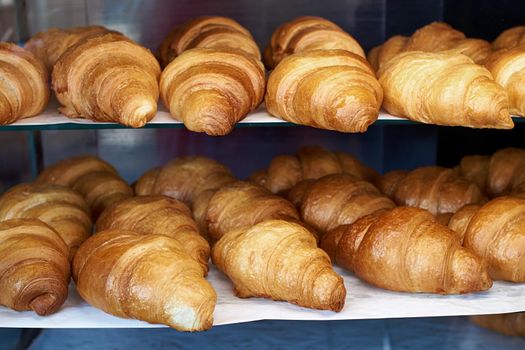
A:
[{"left": 4, "top": 104, "right": 518, "bottom": 132}]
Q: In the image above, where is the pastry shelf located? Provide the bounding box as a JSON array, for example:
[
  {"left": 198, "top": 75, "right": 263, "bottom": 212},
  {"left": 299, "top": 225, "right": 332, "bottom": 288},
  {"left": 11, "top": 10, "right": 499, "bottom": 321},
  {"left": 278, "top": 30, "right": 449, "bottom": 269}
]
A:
[
  {"left": 2, "top": 103, "right": 522, "bottom": 132},
  {"left": 1, "top": 266, "right": 524, "bottom": 328}
]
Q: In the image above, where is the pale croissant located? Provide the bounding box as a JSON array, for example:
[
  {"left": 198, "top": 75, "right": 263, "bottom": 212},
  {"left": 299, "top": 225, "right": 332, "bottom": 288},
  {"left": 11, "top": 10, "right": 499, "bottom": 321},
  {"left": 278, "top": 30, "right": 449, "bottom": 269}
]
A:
[
  {"left": 73, "top": 229, "right": 216, "bottom": 331},
  {"left": 301, "top": 174, "right": 395, "bottom": 234},
  {"left": 250, "top": 146, "right": 379, "bottom": 195},
  {"left": 0, "top": 43, "right": 49, "bottom": 124},
  {"left": 212, "top": 220, "right": 346, "bottom": 311},
  {"left": 321, "top": 207, "right": 492, "bottom": 294},
  {"left": 378, "top": 51, "right": 512, "bottom": 129},
  {"left": 493, "top": 26, "right": 525, "bottom": 50},
  {"left": 52, "top": 33, "right": 161, "bottom": 128},
  {"left": 159, "top": 16, "right": 260, "bottom": 67},
  {"left": 0, "top": 183, "right": 92, "bottom": 258},
  {"left": 264, "top": 16, "right": 365, "bottom": 68},
  {"left": 37, "top": 155, "right": 133, "bottom": 219},
  {"left": 485, "top": 46, "right": 525, "bottom": 117},
  {"left": 25, "top": 25, "right": 117, "bottom": 71},
  {"left": 205, "top": 181, "right": 299, "bottom": 243},
  {"left": 380, "top": 166, "right": 485, "bottom": 215},
  {"left": 160, "top": 48, "right": 265, "bottom": 135},
  {"left": 266, "top": 50, "right": 383, "bottom": 133},
  {"left": 0, "top": 219, "right": 70, "bottom": 315},
  {"left": 96, "top": 195, "right": 210, "bottom": 272},
  {"left": 448, "top": 196, "right": 525, "bottom": 282}
]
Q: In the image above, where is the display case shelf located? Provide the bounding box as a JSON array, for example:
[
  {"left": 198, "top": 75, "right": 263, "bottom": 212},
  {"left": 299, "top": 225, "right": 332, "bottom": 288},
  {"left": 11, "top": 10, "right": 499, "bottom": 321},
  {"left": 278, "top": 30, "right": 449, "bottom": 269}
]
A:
[
  {"left": 1, "top": 266, "right": 523, "bottom": 329},
  {"left": 2, "top": 104, "right": 522, "bottom": 132}
]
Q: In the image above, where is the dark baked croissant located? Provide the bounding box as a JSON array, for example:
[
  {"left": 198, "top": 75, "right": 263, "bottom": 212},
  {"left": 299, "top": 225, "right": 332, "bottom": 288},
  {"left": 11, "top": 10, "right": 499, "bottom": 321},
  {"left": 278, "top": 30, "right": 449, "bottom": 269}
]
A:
[
  {"left": 37, "top": 155, "right": 133, "bottom": 219},
  {"left": 321, "top": 207, "right": 492, "bottom": 294},
  {"left": 0, "top": 43, "right": 49, "bottom": 124},
  {"left": 300, "top": 174, "right": 395, "bottom": 234},
  {"left": 250, "top": 146, "right": 379, "bottom": 195},
  {"left": 380, "top": 166, "right": 485, "bottom": 215},
  {"left": 158, "top": 16, "right": 260, "bottom": 67},
  {"left": 212, "top": 219, "right": 346, "bottom": 311},
  {"left": 0, "top": 183, "right": 92, "bottom": 258},
  {"left": 493, "top": 26, "right": 525, "bottom": 50},
  {"left": 470, "top": 313, "right": 525, "bottom": 337},
  {"left": 96, "top": 195, "right": 210, "bottom": 272},
  {"left": 0, "top": 219, "right": 70, "bottom": 315},
  {"left": 266, "top": 49, "right": 383, "bottom": 133},
  {"left": 264, "top": 16, "right": 365, "bottom": 68}
]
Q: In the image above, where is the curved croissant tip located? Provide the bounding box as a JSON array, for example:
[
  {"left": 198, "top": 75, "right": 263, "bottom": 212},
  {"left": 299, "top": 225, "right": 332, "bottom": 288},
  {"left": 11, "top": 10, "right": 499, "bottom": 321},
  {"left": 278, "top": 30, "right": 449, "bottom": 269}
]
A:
[
  {"left": 30, "top": 293, "right": 60, "bottom": 316},
  {"left": 122, "top": 99, "right": 157, "bottom": 128}
]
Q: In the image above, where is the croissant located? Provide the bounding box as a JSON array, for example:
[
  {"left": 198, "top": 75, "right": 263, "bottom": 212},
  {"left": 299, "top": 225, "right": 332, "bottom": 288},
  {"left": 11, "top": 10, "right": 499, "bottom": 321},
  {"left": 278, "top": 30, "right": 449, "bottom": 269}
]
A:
[
  {"left": 52, "top": 33, "right": 161, "bottom": 128},
  {"left": 0, "top": 183, "right": 92, "bottom": 258},
  {"left": 96, "top": 195, "right": 210, "bottom": 272},
  {"left": 485, "top": 46, "right": 525, "bottom": 117},
  {"left": 37, "top": 155, "right": 133, "bottom": 219},
  {"left": 300, "top": 174, "right": 395, "bottom": 234},
  {"left": 493, "top": 26, "right": 525, "bottom": 50},
  {"left": 0, "top": 43, "right": 49, "bottom": 124},
  {"left": 378, "top": 51, "right": 512, "bottom": 129},
  {"left": 158, "top": 16, "right": 260, "bottom": 67},
  {"left": 266, "top": 50, "right": 383, "bottom": 132},
  {"left": 448, "top": 196, "right": 525, "bottom": 282},
  {"left": 382, "top": 166, "right": 485, "bottom": 215},
  {"left": 369, "top": 23, "right": 492, "bottom": 71},
  {"left": 212, "top": 219, "right": 346, "bottom": 311},
  {"left": 24, "top": 26, "right": 117, "bottom": 71},
  {"left": 161, "top": 48, "right": 265, "bottom": 135},
  {"left": 456, "top": 148, "right": 525, "bottom": 197},
  {"left": 264, "top": 16, "right": 365, "bottom": 69},
  {"left": 73, "top": 229, "right": 216, "bottom": 331},
  {"left": 367, "top": 35, "right": 408, "bottom": 71},
  {"left": 376, "top": 169, "right": 409, "bottom": 197},
  {"left": 250, "top": 146, "right": 379, "bottom": 195},
  {"left": 320, "top": 207, "right": 492, "bottom": 294},
  {"left": 286, "top": 179, "right": 316, "bottom": 208},
  {"left": 0, "top": 219, "right": 70, "bottom": 315},
  {"left": 470, "top": 313, "right": 525, "bottom": 337},
  {"left": 205, "top": 181, "right": 299, "bottom": 243}
]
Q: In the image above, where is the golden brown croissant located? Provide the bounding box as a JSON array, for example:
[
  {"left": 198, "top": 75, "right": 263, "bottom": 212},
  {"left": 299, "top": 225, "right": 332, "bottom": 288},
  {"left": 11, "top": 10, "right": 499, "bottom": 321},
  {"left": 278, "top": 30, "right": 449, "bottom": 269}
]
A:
[
  {"left": 52, "top": 33, "right": 161, "bottom": 128},
  {"left": 264, "top": 16, "right": 365, "bottom": 68},
  {"left": 24, "top": 26, "right": 117, "bottom": 71},
  {"left": 266, "top": 50, "right": 383, "bottom": 132},
  {"left": 382, "top": 166, "right": 485, "bottom": 215},
  {"left": 37, "top": 155, "right": 133, "bottom": 219},
  {"left": 493, "top": 26, "right": 525, "bottom": 50},
  {"left": 369, "top": 23, "right": 491, "bottom": 71},
  {"left": 485, "top": 46, "right": 525, "bottom": 117},
  {"left": 73, "top": 229, "right": 216, "bottom": 331},
  {"left": 286, "top": 179, "right": 316, "bottom": 208},
  {"left": 470, "top": 313, "right": 525, "bottom": 337},
  {"left": 448, "top": 196, "right": 525, "bottom": 282},
  {"left": 367, "top": 35, "right": 409, "bottom": 71},
  {"left": 250, "top": 146, "right": 379, "bottom": 195},
  {"left": 158, "top": 16, "right": 260, "bottom": 67},
  {"left": 160, "top": 48, "right": 265, "bottom": 135},
  {"left": 300, "top": 174, "right": 395, "bottom": 234},
  {"left": 0, "top": 219, "right": 70, "bottom": 315},
  {"left": 320, "top": 207, "right": 492, "bottom": 294},
  {"left": 135, "top": 156, "right": 236, "bottom": 206},
  {"left": 205, "top": 181, "right": 299, "bottom": 243},
  {"left": 0, "top": 43, "right": 49, "bottom": 124},
  {"left": 212, "top": 219, "right": 346, "bottom": 311},
  {"left": 96, "top": 195, "right": 210, "bottom": 272},
  {"left": 376, "top": 169, "right": 409, "bottom": 197},
  {"left": 378, "top": 51, "right": 512, "bottom": 129},
  {"left": 456, "top": 148, "right": 525, "bottom": 198},
  {"left": 0, "top": 183, "right": 92, "bottom": 258}
]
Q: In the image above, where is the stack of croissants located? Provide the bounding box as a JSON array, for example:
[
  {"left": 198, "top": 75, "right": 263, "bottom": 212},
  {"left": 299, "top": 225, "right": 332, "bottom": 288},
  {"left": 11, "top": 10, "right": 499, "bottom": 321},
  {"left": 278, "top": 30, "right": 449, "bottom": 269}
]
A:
[
  {"left": 0, "top": 145, "right": 523, "bottom": 333},
  {"left": 0, "top": 17, "right": 524, "bottom": 133}
]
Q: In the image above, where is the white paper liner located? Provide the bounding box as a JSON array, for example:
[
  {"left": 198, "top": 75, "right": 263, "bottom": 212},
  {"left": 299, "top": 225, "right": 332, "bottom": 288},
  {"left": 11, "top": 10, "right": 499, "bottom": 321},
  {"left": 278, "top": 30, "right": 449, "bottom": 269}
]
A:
[{"left": 1, "top": 266, "right": 523, "bottom": 328}]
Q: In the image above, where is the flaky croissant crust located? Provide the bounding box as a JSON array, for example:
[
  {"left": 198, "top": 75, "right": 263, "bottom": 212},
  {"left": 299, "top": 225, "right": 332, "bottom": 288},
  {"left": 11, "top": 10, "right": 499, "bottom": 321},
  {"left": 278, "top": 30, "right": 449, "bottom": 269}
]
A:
[{"left": 493, "top": 26, "right": 525, "bottom": 50}]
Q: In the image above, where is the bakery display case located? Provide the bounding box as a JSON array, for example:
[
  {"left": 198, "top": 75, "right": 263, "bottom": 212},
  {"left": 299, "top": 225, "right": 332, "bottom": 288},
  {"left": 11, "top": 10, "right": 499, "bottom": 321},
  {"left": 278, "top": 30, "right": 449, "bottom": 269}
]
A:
[{"left": 0, "top": 0, "right": 525, "bottom": 348}]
